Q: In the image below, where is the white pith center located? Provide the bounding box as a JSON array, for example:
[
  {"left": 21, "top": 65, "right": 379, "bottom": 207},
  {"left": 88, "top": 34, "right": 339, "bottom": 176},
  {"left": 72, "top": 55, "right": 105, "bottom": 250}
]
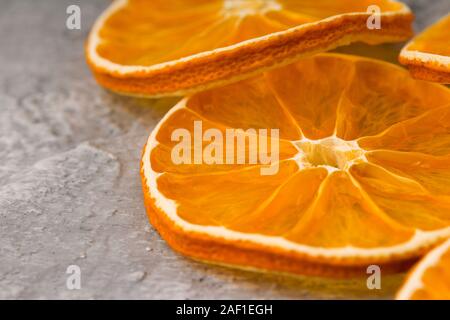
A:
[
  {"left": 223, "top": 0, "right": 282, "bottom": 17},
  {"left": 294, "top": 137, "right": 367, "bottom": 172}
]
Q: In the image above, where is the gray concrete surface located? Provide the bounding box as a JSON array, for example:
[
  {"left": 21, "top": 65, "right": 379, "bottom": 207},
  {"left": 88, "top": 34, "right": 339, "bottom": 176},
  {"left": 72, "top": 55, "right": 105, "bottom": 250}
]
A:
[{"left": 0, "top": 0, "right": 448, "bottom": 299}]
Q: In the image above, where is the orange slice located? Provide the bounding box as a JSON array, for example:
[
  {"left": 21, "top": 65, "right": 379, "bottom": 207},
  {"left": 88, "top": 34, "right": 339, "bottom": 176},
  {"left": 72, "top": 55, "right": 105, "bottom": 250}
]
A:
[
  {"left": 141, "top": 53, "right": 450, "bottom": 277},
  {"left": 396, "top": 238, "right": 450, "bottom": 299},
  {"left": 399, "top": 14, "right": 450, "bottom": 84},
  {"left": 87, "top": 0, "right": 413, "bottom": 97}
]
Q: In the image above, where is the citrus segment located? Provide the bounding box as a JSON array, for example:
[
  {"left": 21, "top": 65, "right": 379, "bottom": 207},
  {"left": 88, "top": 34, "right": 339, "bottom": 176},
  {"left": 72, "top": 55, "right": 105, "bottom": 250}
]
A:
[
  {"left": 265, "top": 55, "right": 354, "bottom": 139},
  {"left": 157, "top": 161, "right": 298, "bottom": 227},
  {"left": 87, "top": 0, "right": 413, "bottom": 97},
  {"left": 396, "top": 238, "right": 450, "bottom": 299},
  {"left": 141, "top": 54, "right": 450, "bottom": 276},
  {"left": 350, "top": 162, "right": 450, "bottom": 231},
  {"left": 229, "top": 167, "right": 328, "bottom": 235},
  {"left": 186, "top": 77, "right": 302, "bottom": 140},
  {"left": 151, "top": 107, "right": 299, "bottom": 175},
  {"left": 358, "top": 106, "right": 450, "bottom": 156},
  {"left": 366, "top": 151, "right": 450, "bottom": 197},
  {"left": 284, "top": 171, "right": 414, "bottom": 248},
  {"left": 334, "top": 62, "right": 449, "bottom": 140},
  {"left": 399, "top": 14, "right": 450, "bottom": 84}
]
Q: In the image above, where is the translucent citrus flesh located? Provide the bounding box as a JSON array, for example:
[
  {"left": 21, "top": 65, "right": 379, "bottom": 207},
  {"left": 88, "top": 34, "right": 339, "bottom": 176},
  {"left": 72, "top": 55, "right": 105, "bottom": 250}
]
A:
[
  {"left": 405, "top": 14, "right": 450, "bottom": 57},
  {"left": 412, "top": 249, "right": 450, "bottom": 299},
  {"left": 148, "top": 54, "right": 450, "bottom": 251},
  {"left": 97, "top": 0, "right": 405, "bottom": 66},
  {"left": 397, "top": 239, "right": 450, "bottom": 299}
]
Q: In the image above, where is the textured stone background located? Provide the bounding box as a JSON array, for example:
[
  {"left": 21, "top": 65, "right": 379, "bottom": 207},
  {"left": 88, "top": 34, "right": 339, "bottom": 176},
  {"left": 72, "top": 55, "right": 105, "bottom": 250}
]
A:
[{"left": 0, "top": 0, "right": 448, "bottom": 299}]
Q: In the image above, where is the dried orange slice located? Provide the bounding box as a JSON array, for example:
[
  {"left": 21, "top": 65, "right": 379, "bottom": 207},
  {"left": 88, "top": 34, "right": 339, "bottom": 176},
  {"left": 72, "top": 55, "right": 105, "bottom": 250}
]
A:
[
  {"left": 396, "top": 238, "right": 450, "bottom": 299},
  {"left": 399, "top": 14, "right": 450, "bottom": 84},
  {"left": 141, "top": 53, "right": 450, "bottom": 277},
  {"left": 87, "top": 0, "right": 413, "bottom": 97}
]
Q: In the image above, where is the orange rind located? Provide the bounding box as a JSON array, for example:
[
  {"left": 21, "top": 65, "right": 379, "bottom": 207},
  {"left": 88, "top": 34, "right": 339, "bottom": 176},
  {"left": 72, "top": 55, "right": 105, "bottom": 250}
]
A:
[{"left": 399, "top": 13, "right": 450, "bottom": 84}]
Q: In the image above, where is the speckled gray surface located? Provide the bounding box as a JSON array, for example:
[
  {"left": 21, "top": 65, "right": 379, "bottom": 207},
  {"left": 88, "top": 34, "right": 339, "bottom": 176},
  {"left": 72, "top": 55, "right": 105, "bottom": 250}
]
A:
[{"left": 0, "top": 0, "right": 449, "bottom": 300}]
